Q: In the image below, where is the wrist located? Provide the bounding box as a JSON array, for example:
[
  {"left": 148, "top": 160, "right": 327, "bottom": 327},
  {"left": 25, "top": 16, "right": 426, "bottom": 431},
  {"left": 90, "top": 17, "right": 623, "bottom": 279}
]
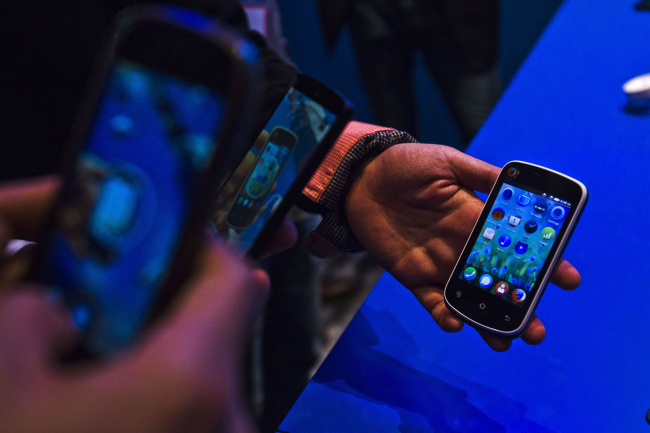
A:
[{"left": 301, "top": 121, "right": 416, "bottom": 256}]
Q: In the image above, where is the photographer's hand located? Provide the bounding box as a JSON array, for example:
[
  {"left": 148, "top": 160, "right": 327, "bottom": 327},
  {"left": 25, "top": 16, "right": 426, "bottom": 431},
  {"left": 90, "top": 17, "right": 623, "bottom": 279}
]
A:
[{"left": 0, "top": 177, "right": 267, "bottom": 432}]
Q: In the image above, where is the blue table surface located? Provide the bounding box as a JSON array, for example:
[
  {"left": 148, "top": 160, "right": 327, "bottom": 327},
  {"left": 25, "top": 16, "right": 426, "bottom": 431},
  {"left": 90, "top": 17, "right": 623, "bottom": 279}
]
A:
[{"left": 280, "top": 0, "right": 650, "bottom": 431}]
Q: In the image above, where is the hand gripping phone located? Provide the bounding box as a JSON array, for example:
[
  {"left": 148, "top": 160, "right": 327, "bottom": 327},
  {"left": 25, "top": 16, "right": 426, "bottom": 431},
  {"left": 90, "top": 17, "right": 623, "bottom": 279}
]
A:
[
  {"left": 210, "top": 74, "right": 354, "bottom": 258},
  {"left": 28, "top": 5, "right": 260, "bottom": 357},
  {"left": 444, "top": 161, "right": 588, "bottom": 337}
]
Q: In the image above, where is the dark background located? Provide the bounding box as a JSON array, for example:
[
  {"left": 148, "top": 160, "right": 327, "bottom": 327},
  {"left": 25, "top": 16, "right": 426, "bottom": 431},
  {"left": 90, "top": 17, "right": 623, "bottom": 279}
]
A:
[{"left": 276, "top": 0, "right": 564, "bottom": 149}]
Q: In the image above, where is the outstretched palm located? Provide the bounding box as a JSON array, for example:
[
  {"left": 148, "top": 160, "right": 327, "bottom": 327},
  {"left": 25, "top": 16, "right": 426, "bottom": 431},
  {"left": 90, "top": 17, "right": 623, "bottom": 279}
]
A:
[{"left": 345, "top": 143, "right": 580, "bottom": 351}]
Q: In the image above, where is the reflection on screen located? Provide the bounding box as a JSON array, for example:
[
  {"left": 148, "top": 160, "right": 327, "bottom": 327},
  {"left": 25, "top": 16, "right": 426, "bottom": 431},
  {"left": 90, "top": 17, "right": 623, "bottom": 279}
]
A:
[
  {"left": 37, "top": 61, "right": 224, "bottom": 354},
  {"left": 245, "top": 138, "right": 294, "bottom": 199},
  {"left": 460, "top": 183, "right": 570, "bottom": 306},
  {"left": 211, "top": 87, "right": 337, "bottom": 253}
]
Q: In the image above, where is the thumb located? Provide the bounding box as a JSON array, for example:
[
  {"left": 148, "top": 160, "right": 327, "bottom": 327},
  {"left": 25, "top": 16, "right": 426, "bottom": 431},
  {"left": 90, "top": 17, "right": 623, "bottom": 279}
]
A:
[
  {"left": 444, "top": 146, "right": 500, "bottom": 194},
  {"left": 167, "top": 239, "right": 269, "bottom": 350}
]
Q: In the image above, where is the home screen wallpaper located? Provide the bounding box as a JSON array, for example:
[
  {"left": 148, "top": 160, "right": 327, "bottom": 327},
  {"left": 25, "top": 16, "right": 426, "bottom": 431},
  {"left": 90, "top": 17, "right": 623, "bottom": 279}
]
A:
[{"left": 460, "top": 182, "right": 571, "bottom": 306}]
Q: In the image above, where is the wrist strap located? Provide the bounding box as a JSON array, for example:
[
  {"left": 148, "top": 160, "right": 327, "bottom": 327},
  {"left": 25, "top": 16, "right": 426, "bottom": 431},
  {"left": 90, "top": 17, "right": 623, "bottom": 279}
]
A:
[{"left": 301, "top": 121, "right": 416, "bottom": 256}]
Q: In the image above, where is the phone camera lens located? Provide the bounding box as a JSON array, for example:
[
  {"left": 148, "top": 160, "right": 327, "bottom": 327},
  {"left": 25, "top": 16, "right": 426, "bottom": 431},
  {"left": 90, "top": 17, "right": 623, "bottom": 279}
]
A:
[{"left": 506, "top": 167, "right": 520, "bottom": 179}]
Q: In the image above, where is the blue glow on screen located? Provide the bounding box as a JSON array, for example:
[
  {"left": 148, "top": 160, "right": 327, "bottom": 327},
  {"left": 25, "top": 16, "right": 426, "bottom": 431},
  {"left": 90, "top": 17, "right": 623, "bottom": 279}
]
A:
[
  {"left": 461, "top": 183, "right": 569, "bottom": 305},
  {"left": 39, "top": 61, "right": 223, "bottom": 354}
]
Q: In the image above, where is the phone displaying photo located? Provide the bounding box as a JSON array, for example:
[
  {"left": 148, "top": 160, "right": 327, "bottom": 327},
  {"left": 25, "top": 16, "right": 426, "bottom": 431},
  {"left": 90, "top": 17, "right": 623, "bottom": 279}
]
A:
[
  {"left": 29, "top": 6, "right": 259, "bottom": 357},
  {"left": 210, "top": 74, "right": 353, "bottom": 257},
  {"left": 226, "top": 127, "right": 297, "bottom": 229},
  {"left": 444, "top": 161, "right": 588, "bottom": 337}
]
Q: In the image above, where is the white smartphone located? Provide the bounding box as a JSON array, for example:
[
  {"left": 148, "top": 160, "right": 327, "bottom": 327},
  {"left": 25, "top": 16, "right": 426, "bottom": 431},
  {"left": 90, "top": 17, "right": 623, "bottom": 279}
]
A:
[{"left": 444, "top": 161, "right": 588, "bottom": 337}]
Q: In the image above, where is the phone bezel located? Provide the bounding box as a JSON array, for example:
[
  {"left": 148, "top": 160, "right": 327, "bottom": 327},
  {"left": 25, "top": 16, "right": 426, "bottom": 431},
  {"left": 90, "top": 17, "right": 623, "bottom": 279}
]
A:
[
  {"left": 243, "top": 74, "right": 354, "bottom": 259},
  {"left": 444, "top": 161, "right": 588, "bottom": 337}
]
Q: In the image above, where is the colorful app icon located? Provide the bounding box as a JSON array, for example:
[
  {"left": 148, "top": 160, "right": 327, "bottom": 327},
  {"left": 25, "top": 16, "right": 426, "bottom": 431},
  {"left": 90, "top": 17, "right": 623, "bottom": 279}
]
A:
[
  {"left": 502, "top": 188, "right": 514, "bottom": 200},
  {"left": 524, "top": 220, "right": 538, "bottom": 233},
  {"left": 463, "top": 267, "right": 477, "bottom": 281},
  {"left": 511, "top": 288, "right": 526, "bottom": 303},
  {"left": 479, "top": 274, "right": 493, "bottom": 288},
  {"left": 506, "top": 167, "right": 519, "bottom": 178},
  {"left": 495, "top": 281, "right": 509, "bottom": 295},
  {"left": 491, "top": 207, "right": 505, "bottom": 221},
  {"left": 541, "top": 227, "right": 555, "bottom": 240},
  {"left": 508, "top": 215, "right": 522, "bottom": 227},
  {"left": 517, "top": 195, "right": 531, "bottom": 206},
  {"left": 498, "top": 234, "right": 511, "bottom": 247},
  {"left": 515, "top": 241, "right": 528, "bottom": 254},
  {"left": 533, "top": 199, "right": 547, "bottom": 214},
  {"left": 550, "top": 205, "right": 566, "bottom": 220},
  {"left": 482, "top": 228, "right": 496, "bottom": 240}
]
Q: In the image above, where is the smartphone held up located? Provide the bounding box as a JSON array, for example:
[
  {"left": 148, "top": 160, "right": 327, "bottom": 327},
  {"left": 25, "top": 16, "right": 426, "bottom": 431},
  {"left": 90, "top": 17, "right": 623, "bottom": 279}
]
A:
[
  {"left": 210, "top": 74, "right": 353, "bottom": 258},
  {"left": 27, "top": 5, "right": 260, "bottom": 357},
  {"left": 444, "top": 161, "right": 588, "bottom": 338}
]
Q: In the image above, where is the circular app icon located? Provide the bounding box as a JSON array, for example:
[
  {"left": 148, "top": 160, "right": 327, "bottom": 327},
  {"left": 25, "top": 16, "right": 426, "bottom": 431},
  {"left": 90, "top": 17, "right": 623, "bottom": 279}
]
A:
[
  {"left": 506, "top": 166, "right": 520, "bottom": 178},
  {"left": 533, "top": 199, "right": 547, "bottom": 214},
  {"left": 492, "top": 207, "right": 505, "bottom": 221},
  {"left": 479, "top": 274, "right": 493, "bottom": 288},
  {"left": 524, "top": 220, "right": 538, "bottom": 234},
  {"left": 511, "top": 288, "right": 526, "bottom": 303},
  {"left": 495, "top": 281, "right": 509, "bottom": 296},
  {"left": 463, "top": 267, "right": 477, "bottom": 281},
  {"left": 550, "top": 205, "right": 566, "bottom": 220},
  {"left": 541, "top": 227, "right": 556, "bottom": 241},
  {"left": 498, "top": 234, "right": 511, "bottom": 247},
  {"left": 502, "top": 188, "right": 514, "bottom": 200}
]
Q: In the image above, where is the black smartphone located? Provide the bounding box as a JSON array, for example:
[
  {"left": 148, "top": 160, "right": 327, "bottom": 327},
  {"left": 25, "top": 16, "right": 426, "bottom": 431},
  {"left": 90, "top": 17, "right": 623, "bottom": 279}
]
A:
[
  {"left": 444, "top": 161, "right": 588, "bottom": 337},
  {"left": 28, "top": 5, "right": 260, "bottom": 357},
  {"left": 210, "top": 74, "right": 354, "bottom": 258}
]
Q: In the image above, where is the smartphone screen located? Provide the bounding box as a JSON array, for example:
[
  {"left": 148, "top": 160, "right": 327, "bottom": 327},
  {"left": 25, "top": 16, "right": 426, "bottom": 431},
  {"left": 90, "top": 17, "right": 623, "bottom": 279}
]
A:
[
  {"left": 211, "top": 83, "right": 344, "bottom": 255},
  {"left": 445, "top": 161, "right": 587, "bottom": 336},
  {"left": 225, "top": 127, "right": 297, "bottom": 229},
  {"left": 459, "top": 182, "right": 572, "bottom": 307},
  {"left": 34, "top": 60, "right": 225, "bottom": 354}
]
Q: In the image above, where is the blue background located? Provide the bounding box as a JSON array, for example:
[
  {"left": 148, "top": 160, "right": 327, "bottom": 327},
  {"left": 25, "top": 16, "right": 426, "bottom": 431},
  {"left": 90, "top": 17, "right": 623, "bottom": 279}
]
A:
[{"left": 280, "top": 0, "right": 650, "bottom": 431}]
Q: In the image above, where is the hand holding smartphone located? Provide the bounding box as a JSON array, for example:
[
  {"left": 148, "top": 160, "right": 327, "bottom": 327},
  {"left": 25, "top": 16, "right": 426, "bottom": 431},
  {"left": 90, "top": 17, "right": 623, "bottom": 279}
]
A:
[
  {"left": 444, "top": 161, "right": 587, "bottom": 338},
  {"left": 27, "top": 5, "right": 260, "bottom": 357}
]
